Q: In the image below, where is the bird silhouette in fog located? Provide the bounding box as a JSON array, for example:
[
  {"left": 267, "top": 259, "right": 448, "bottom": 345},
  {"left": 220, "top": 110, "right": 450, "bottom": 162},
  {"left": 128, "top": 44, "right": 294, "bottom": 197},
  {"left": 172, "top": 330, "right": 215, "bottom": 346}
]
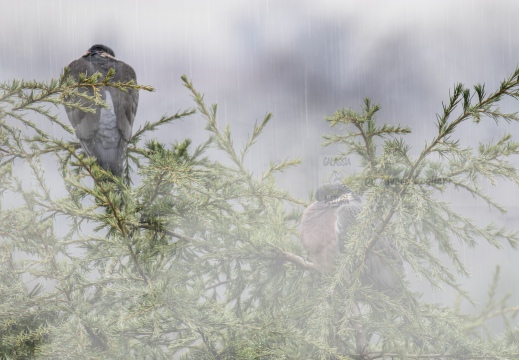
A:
[
  {"left": 65, "top": 44, "right": 138, "bottom": 176},
  {"left": 300, "top": 183, "right": 404, "bottom": 291}
]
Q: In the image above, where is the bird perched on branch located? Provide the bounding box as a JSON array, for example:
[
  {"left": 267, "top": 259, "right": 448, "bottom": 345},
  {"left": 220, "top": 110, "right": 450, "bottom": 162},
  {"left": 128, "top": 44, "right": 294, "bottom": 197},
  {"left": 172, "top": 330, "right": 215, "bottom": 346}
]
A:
[
  {"left": 300, "top": 184, "right": 404, "bottom": 291},
  {"left": 65, "top": 44, "right": 138, "bottom": 176}
]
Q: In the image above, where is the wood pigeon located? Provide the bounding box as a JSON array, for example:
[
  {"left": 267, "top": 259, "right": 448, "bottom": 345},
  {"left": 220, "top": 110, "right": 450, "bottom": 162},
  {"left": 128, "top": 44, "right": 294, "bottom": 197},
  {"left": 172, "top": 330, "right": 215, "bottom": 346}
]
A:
[
  {"left": 300, "top": 184, "right": 404, "bottom": 291},
  {"left": 65, "top": 44, "right": 138, "bottom": 176}
]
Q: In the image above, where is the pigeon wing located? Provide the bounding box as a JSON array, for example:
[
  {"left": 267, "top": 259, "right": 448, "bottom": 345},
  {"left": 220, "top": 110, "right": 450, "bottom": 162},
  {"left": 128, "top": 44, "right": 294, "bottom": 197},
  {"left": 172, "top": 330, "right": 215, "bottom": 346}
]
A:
[
  {"left": 107, "top": 61, "right": 138, "bottom": 175},
  {"left": 65, "top": 58, "right": 100, "bottom": 158}
]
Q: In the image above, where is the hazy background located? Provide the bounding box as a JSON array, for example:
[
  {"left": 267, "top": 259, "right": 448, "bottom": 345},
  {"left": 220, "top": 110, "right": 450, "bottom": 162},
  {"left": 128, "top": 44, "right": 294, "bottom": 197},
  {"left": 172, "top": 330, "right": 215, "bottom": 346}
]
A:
[{"left": 2, "top": 0, "right": 519, "bottom": 325}]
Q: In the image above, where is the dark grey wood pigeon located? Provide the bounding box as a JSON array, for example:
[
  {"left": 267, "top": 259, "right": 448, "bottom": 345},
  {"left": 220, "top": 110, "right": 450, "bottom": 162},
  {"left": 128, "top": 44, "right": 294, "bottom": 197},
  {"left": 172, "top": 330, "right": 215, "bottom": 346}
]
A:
[
  {"left": 65, "top": 44, "right": 138, "bottom": 176},
  {"left": 300, "top": 184, "right": 404, "bottom": 291}
]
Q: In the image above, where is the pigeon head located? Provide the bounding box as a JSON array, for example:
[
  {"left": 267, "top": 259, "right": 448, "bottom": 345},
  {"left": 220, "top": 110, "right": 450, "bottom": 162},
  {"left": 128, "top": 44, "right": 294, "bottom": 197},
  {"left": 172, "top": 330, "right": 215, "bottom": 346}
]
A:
[
  {"left": 314, "top": 183, "right": 359, "bottom": 204},
  {"left": 86, "top": 44, "right": 116, "bottom": 57}
]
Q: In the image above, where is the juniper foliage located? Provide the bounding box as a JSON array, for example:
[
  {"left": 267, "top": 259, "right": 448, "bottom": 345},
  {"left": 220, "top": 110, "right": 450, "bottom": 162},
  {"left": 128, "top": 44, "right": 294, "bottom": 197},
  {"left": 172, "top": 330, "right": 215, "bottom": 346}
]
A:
[{"left": 1, "top": 68, "right": 519, "bottom": 359}]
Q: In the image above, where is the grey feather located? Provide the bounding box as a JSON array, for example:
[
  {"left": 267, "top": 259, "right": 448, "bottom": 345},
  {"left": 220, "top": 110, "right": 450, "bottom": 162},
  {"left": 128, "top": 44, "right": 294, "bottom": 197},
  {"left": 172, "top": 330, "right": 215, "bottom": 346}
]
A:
[{"left": 65, "top": 44, "right": 138, "bottom": 176}]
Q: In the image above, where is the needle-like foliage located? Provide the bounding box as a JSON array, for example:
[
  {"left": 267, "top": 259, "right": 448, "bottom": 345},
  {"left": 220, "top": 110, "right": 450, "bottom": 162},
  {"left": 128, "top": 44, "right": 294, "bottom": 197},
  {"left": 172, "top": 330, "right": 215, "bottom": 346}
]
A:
[{"left": 1, "top": 68, "right": 519, "bottom": 359}]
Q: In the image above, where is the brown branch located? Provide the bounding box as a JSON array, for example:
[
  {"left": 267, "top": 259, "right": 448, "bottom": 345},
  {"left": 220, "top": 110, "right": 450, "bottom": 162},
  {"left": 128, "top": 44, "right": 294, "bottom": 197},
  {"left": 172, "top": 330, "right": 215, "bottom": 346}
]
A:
[
  {"left": 279, "top": 251, "right": 316, "bottom": 270},
  {"left": 350, "top": 300, "right": 368, "bottom": 359},
  {"left": 137, "top": 223, "right": 197, "bottom": 243}
]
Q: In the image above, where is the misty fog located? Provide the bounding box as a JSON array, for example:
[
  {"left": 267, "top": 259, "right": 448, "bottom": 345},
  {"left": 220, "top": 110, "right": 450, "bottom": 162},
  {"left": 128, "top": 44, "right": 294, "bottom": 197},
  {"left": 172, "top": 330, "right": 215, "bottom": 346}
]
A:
[{"left": 2, "top": 0, "right": 519, "bottom": 334}]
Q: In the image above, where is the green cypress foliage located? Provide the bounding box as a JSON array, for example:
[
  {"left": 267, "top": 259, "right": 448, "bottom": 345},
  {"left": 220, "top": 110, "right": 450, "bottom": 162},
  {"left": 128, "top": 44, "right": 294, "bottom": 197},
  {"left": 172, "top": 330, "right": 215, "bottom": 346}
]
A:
[{"left": 1, "top": 68, "right": 519, "bottom": 359}]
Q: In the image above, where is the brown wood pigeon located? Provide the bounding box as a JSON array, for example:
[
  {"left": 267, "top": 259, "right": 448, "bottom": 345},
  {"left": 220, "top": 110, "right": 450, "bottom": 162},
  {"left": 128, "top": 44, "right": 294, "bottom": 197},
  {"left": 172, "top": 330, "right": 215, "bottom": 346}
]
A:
[
  {"left": 300, "top": 184, "right": 404, "bottom": 291},
  {"left": 65, "top": 44, "right": 138, "bottom": 176}
]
